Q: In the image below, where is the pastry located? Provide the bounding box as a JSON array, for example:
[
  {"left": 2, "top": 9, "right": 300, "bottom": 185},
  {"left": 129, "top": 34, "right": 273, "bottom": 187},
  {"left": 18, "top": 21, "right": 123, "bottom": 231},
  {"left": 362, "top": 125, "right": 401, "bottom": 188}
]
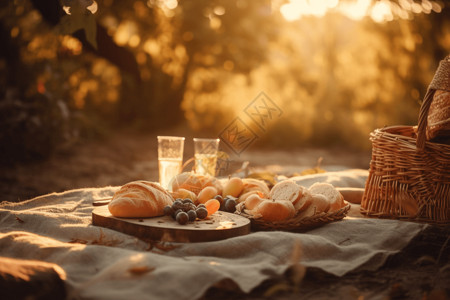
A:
[
  {"left": 171, "top": 172, "right": 222, "bottom": 195},
  {"left": 309, "top": 182, "right": 344, "bottom": 212},
  {"left": 253, "top": 199, "right": 295, "bottom": 222},
  {"left": 108, "top": 181, "right": 174, "bottom": 218}
]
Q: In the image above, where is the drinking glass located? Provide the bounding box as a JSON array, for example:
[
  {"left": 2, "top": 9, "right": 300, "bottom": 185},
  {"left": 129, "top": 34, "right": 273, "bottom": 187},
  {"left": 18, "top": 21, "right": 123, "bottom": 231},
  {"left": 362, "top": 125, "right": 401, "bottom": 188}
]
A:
[
  {"left": 157, "top": 136, "right": 185, "bottom": 190},
  {"left": 193, "top": 138, "right": 220, "bottom": 177}
]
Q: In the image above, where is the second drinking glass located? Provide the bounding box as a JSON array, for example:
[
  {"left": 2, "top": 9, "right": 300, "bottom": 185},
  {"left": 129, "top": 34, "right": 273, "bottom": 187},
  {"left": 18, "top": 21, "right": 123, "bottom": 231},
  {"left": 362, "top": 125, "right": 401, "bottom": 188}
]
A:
[{"left": 193, "top": 138, "right": 220, "bottom": 177}]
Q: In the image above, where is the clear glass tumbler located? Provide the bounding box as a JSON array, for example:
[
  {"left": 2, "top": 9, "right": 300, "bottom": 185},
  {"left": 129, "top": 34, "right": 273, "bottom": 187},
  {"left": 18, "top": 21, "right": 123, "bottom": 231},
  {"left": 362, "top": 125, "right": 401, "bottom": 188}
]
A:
[
  {"left": 157, "top": 136, "right": 185, "bottom": 189},
  {"left": 193, "top": 138, "right": 220, "bottom": 177}
]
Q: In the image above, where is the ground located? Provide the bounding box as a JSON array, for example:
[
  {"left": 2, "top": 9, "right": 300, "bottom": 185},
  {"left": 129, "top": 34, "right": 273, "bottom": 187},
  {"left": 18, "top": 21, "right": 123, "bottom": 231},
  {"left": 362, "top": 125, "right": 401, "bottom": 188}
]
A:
[
  {"left": 0, "top": 127, "right": 371, "bottom": 202},
  {"left": 0, "top": 129, "right": 448, "bottom": 300}
]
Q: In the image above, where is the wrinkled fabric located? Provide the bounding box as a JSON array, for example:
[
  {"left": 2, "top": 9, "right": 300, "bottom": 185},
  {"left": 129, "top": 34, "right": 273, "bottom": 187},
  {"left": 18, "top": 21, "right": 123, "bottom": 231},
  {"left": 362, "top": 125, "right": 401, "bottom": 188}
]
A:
[{"left": 0, "top": 170, "right": 427, "bottom": 300}]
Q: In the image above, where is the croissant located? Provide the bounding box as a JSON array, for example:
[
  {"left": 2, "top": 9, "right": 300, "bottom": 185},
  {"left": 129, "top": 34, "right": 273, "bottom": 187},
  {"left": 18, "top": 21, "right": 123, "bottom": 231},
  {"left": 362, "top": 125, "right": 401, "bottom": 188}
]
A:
[{"left": 108, "top": 181, "right": 173, "bottom": 218}]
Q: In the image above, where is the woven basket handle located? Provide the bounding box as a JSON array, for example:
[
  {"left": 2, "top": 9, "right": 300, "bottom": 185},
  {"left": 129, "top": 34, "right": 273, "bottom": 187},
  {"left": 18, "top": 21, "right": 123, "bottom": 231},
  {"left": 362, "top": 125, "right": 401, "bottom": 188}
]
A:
[{"left": 416, "top": 55, "right": 450, "bottom": 150}]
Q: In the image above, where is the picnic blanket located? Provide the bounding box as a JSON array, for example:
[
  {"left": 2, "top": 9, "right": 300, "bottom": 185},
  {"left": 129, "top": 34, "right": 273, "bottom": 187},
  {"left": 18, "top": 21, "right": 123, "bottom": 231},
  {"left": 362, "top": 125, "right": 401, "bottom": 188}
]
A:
[{"left": 0, "top": 169, "right": 427, "bottom": 300}]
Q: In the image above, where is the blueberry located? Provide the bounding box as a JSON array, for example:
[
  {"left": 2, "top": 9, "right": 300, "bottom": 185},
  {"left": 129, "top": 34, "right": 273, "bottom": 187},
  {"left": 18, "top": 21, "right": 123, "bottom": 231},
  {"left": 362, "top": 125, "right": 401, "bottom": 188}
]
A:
[
  {"left": 173, "top": 208, "right": 183, "bottom": 219},
  {"left": 163, "top": 205, "right": 173, "bottom": 216},
  {"left": 176, "top": 211, "right": 189, "bottom": 225},
  {"left": 224, "top": 198, "right": 237, "bottom": 213},
  {"left": 214, "top": 194, "right": 224, "bottom": 203},
  {"left": 187, "top": 210, "right": 197, "bottom": 222},
  {"left": 172, "top": 200, "right": 184, "bottom": 211},
  {"left": 196, "top": 207, "right": 208, "bottom": 219}
]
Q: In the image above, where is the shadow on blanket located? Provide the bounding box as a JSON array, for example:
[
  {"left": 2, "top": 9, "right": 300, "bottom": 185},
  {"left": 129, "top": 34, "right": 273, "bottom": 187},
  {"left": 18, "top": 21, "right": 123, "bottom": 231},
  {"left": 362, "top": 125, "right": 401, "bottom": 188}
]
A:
[{"left": 0, "top": 257, "right": 66, "bottom": 300}]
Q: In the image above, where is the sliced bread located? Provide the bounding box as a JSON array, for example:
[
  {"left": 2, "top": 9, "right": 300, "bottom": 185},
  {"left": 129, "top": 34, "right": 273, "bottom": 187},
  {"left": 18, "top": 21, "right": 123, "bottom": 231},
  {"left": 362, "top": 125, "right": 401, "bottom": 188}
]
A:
[
  {"left": 270, "top": 180, "right": 300, "bottom": 204},
  {"left": 309, "top": 182, "right": 344, "bottom": 212}
]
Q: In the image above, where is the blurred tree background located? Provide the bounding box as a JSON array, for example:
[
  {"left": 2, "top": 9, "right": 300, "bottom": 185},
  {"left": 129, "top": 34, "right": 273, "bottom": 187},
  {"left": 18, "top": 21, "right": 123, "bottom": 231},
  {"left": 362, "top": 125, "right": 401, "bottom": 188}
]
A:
[{"left": 0, "top": 0, "right": 449, "bottom": 164}]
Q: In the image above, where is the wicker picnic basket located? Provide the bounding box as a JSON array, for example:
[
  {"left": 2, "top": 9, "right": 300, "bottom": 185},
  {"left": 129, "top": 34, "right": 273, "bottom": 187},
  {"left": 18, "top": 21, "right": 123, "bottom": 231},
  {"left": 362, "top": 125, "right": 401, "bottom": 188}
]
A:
[
  {"left": 361, "top": 55, "right": 450, "bottom": 223},
  {"left": 236, "top": 202, "right": 351, "bottom": 231}
]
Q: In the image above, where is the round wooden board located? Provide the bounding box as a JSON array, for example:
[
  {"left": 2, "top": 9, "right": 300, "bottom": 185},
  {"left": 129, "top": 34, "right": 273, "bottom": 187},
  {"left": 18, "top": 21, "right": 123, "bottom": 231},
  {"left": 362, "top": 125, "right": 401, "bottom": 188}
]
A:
[{"left": 92, "top": 205, "right": 251, "bottom": 243}]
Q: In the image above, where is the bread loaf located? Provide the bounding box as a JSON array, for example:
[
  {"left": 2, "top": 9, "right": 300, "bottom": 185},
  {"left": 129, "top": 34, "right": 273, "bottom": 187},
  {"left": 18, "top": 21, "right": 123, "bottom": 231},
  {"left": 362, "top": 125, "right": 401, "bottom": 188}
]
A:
[
  {"left": 269, "top": 180, "right": 300, "bottom": 204},
  {"left": 241, "top": 178, "right": 270, "bottom": 196},
  {"left": 237, "top": 178, "right": 270, "bottom": 203},
  {"left": 244, "top": 193, "right": 265, "bottom": 210},
  {"left": 309, "top": 182, "right": 344, "bottom": 212},
  {"left": 253, "top": 199, "right": 295, "bottom": 222},
  {"left": 270, "top": 180, "right": 311, "bottom": 212},
  {"left": 108, "top": 181, "right": 174, "bottom": 218},
  {"left": 293, "top": 186, "right": 312, "bottom": 212},
  {"left": 171, "top": 172, "right": 222, "bottom": 195}
]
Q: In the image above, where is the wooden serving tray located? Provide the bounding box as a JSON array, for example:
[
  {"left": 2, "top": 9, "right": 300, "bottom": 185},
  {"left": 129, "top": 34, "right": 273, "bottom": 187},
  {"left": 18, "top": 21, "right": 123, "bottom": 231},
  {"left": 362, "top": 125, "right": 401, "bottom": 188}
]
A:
[{"left": 92, "top": 205, "right": 251, "bottom": 243}]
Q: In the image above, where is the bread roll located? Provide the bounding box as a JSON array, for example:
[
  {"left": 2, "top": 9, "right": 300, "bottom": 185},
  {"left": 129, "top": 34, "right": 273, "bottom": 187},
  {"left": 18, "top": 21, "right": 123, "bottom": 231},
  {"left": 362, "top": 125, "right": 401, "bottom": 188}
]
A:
[
  {"left": 108, "top": 181, "right": 174, "bottom": 218},
  {"left": 296, "top": 194, "right": 329, "bottom": 220},
  {"left": 171, "top": 172, "right": 222, "bottom": 195},
  {"left": 336, "top": 187, "right": 364, "bottom": 204},
  {"left": 296, "top": 204, "right": 317, "bottom": 219},
  {"left": 309, "top": 182, "right": 344, "bottom": 212},
  {"left": 237, "top": 178, "right": 270, "bottom": 203},
  {"left": 293, "top": 186, "right": 312, "bottom": 212},
  {"left": 310, "top": 194, "right": 330, "bottom": 213},
  {"left": 241, "top": 178, "right": 270, "bottom": 196},
  {"left": 238, "top": 191, "right": 255, "bottom": 203},
  {"left": 270, "top": 180, "right": 300, "bottom": 204},
  {"left": 244, "top": 193, "right": 265, "bottom": 210},
  {"left": 254, "top": 199, "right": 295, "bottom": 222}
]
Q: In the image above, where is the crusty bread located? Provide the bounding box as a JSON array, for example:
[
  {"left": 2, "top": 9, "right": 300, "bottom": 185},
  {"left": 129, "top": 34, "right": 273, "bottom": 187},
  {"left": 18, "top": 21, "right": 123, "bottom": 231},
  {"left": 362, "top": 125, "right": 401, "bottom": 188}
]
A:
[
  {"left": 241, "top": 178, "right": 270, "bottom": 196},
  {"left": 270, "top": 180, "right": 300, "bottom": 204},
  {"left": 238, "top": 191, "right": 257, "bottom": 203},
  {"left": 309, "top": 182, "right": 344, "bottom": 212},
  {"left": 171, "top": 172, "right": 222, "bottom": 195},
  {"left": 253, "top": 199, "right": 295, "bottom": 222},
  {"left": 310, "top": 194, "right": 330, "bottom": 213},
  {"left": 336, "top": 187, "right": 364, "bottom": 204},
  {"left": 108, "top": 181, "right": 174, "bottom": 218},
  {"left": 295, "top": 193, "right": 330, "bottom": 219},
  {"left": 296, "top": 204, "right": 317, "bottom": 219},
  {"left": 244, "top": 193, "right": 265, "bottom": 210},
  {"left": 270, "top": 180, "right": 312, "bottom": 212},
  {"left": 293, "top": 186, "right": 312, "bottom": 212}
]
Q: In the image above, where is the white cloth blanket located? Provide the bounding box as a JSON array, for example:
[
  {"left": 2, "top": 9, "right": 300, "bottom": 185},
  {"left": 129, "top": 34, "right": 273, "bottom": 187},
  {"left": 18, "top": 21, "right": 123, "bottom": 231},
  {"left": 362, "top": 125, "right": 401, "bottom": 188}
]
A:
[{"left": 0, "top": 170, "right": 427, "bottom": 300}]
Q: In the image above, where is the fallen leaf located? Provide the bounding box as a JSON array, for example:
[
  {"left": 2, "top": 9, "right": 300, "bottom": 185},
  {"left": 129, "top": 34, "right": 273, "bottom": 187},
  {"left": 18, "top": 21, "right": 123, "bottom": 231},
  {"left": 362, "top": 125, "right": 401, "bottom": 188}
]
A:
[{"left": 128, "top": 266, "right": 155, "bottom": 275}]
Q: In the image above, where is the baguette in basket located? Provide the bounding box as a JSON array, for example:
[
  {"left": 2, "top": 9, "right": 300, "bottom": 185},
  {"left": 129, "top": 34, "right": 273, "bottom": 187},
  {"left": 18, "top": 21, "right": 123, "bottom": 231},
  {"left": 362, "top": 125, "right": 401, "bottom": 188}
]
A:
[{"left": 238, "top": 180, "right": 346, "bottom": 222}]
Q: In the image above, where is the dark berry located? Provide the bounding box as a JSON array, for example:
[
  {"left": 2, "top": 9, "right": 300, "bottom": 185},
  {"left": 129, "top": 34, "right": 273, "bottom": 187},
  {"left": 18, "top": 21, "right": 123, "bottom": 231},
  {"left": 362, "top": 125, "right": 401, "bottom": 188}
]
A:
[
  {"left": 183, "top": 202, "right": 192, "bottom": 212},
  {"left": 176, "top": 212, "right": 189, "bottom": 225},
  {"left": 188, "top": 203, "right": 197, "bottom": 211},
  {"left": 163, "top": 205, "right": 173, "bottom": 216},
  {"left": 173, "top": 208, "right": 183, "bottom": 219},
  {"left": 214, "top": 195, "right": 224, "bottom": 203},
  {"left": 187, "top": 210, "right": 197, "bottom": 222},
  {"left": 224, "top": 198, "right": 237, "bottom": 213},
  {"left": 172, "top": 201, "right": 184, "bottom": 211},
  {"left": 182, "top": 198, "right": 193, "bottom": 204},
  {"left": 197, "top": 203, "right": 206, "bottom": 209},
  {"left": 196, "top": 207, "right": 208, "bottom": 219}
]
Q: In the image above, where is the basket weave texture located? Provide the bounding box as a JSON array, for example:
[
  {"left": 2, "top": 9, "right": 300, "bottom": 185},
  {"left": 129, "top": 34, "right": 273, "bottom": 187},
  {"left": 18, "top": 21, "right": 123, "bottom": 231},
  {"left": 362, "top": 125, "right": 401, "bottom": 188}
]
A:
[
  {"left": 237, "top": 202, "right": 351, "bottom": 231},
  {"left": 361, "top": 56, "right": 450, "bottom": 223}
]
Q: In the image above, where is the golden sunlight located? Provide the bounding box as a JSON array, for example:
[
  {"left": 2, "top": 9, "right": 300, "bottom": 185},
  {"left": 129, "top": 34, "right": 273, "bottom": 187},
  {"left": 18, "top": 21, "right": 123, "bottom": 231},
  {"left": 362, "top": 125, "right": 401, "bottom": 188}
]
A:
[
  {"left": 279, "top": 0, "right": 443, "bottom": 23},
  {"left": 216, "top": 221, "right": 234, "bottom": 230}
]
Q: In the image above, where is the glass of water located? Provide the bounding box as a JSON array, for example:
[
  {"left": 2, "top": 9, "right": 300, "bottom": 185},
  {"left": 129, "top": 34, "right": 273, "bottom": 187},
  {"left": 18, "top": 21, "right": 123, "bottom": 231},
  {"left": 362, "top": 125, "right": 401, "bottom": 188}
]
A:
[
  {"left": 157, "top": 136, "right": 185, "bottom": 190},
  {"left": 193, "top": 138, "right": 220, "bottom": 177}
]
